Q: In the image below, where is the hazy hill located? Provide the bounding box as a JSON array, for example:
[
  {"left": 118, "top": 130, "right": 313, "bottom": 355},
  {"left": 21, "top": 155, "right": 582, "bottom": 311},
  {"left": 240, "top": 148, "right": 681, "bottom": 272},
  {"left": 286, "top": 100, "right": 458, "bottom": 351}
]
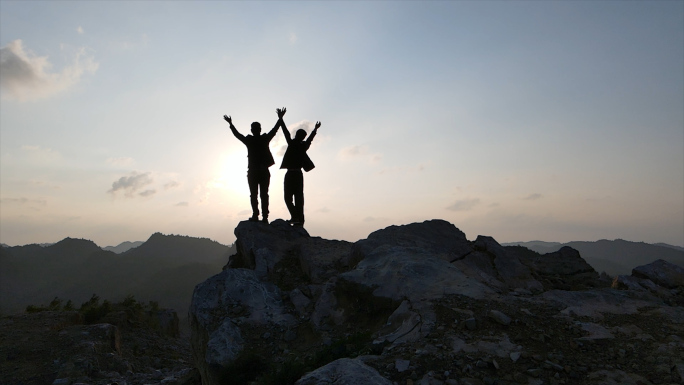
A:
[
  {"left": 103, "top": 240, "right": 144, "bottom": 254},
  {"left": 503, "top": 239, "right": 684, "bottom": 276},
  {"left": 0, "top": 233, "right": 234, "bottom": 316}
]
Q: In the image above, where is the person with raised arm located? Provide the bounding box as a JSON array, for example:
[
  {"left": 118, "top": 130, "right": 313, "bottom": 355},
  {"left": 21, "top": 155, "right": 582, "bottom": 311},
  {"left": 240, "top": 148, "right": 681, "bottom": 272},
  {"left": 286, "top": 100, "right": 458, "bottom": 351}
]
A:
[
  {"left": 223, "top": 108, "right": 286, "bottom": 224},
  {"left": 279, "top": 116, "right": 320, "bottom": 226}
]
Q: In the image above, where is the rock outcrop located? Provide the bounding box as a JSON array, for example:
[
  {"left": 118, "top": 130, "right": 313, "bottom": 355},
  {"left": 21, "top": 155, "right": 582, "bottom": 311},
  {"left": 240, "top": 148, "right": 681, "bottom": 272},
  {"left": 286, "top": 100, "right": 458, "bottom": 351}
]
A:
[{"left": 190, "top": 219, "right": 684, "bottom": 385}]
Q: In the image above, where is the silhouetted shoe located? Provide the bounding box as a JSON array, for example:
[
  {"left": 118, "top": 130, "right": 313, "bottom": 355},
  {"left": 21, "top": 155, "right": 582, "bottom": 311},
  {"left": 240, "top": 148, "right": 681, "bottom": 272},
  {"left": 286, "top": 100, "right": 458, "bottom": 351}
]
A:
[
  {"left": 262, "top": 217, "right": 269, "bottom": 224},
  {"left": 249, "top": 215, "right": 259, "bottom": 222}
]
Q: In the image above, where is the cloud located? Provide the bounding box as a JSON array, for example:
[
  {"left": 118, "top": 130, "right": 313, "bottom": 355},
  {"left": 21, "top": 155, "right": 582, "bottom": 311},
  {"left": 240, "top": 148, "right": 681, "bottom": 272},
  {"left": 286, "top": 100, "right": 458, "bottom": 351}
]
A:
[
  {"left": 289, "top": 32, "right": 298, "bottom": 44},
  {"left": 106, "top": 157, "right": 135, "bottom": 167},
  {"left": 164, "top": 181, "right": 180, "bottom": 190},
  {"left": 446, "top": 198, "right": 481, "bottom": 211},
  {"left": 338, "top": 145, "right": 383, "bottom": 164},
  {"left": 77, "top": 26, "right": 84, "bottom": 34},
  {"left": 108, "top": 172, "right": 153, "bottom": 198},
  {"left": 139, "top": 189, "right": 156, "bottom": 197},
  {"left": 317, "top": 207, "right": 331, "bottom": 213},
  {"left": 0, "top": 39, "right": 98, "bottom": 101},
  {"left": 175, "top": 201, "right": 188, "bottom": 207},
  {"left": 522, "top": 193, "right": 542, "bottom": 201},
  {"left": 1, "top": 197, "right": 47, "bottom": 206},
  {"left": 363, "top": 216, "right": 376, "bottom": 222}
]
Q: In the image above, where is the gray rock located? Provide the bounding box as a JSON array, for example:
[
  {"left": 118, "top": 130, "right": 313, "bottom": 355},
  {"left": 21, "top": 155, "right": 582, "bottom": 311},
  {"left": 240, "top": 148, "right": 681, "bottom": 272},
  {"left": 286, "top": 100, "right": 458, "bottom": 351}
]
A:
[
  {"left": 374, "top": 300, "right": 423, "bottom": 344},
  {"left": 632, "top": 259, "right": 684, "bottom": 289},
  {"left": 341, "top": 246, "right": 494, "bottom": 302},
  {"left": 352, "top": 219, "right": 474, "bottom": 263},
  {"left": 299, "top": 237, "right": 354, "bottom": 283},
  {"left": 488, "top": 310, "right": 511, "bottom": 326},
  {"left": 189, "top": 268, "right": 295, "bottom": 384},
  {"left": 232, "top": 219, "right": 309, "bottom": 278},
  {"left": 289, "top": 288, "right": 312, "bottom": 316},
  {"left": 515, "top": 246, "right": 600, "bottom": 289},
  {"left": 465, "top": 317, "right": 477, "bottom": 330},
  {"left": 541, "top": 288, "right": 663, "bottom": 319},
  {"left": 474, "top": 235, "right": 543, "bottom": 293},
  {"left": 576, "top": 322, "right": 615, "bottom": 340},
  {"left": 395, "top": 359, "right": 410, "bottom": 372},
  {"left": 294, "top": 358, "right": 393, "bottom": 385}
]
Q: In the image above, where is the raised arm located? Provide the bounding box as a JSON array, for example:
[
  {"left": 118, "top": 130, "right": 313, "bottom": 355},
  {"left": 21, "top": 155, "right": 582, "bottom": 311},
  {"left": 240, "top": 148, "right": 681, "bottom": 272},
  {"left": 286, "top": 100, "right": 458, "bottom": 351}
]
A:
[
  {"left": 278, "top": 108, "right": 292, "bottom": 144},
  {"left": 223, "top": 115, "right": 246, "bottom": 143},
  {"left": 267, "top": 107, "right": 286, "bottom": 140},
  {"left": 305, "top": 121, "right": 321, "bottom": 146}
]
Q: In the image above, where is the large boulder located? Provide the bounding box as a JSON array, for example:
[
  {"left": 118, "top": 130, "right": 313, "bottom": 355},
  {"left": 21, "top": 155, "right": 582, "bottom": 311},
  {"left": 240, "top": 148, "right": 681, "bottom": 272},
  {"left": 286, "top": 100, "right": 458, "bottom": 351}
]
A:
[
  {"left": 632, "top": 259, "right": 684, "bottom": 289},
  {"left": 352, "top": 219, "right": 473, "bottom": 263},
  {"left": 341, "top": 245, "right": 494, "bottom": 302},
  {"left": 189, "top": 268, "right": 296, "bottom": 384},
  {"left": 230, "top": 219, "right": 310, "bottom": 277},
  {"left": 295, "top": 358, "right": 393, "bottom": 385},
  {"left": 474, "top": 235, "right": 543, "bottom": 293},
  {"left": 514, "top": 246, "right": 600, "bottom": 289}
]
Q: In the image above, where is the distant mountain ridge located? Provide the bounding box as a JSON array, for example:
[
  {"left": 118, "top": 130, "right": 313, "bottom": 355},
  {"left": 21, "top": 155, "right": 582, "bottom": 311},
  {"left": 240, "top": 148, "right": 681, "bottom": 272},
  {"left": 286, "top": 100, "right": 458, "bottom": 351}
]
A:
[
  {"left": 0, "top": 233, "right": 235, "bottom": 316},
  {"left": 103, "top": 241, "right": 143, "bottom": 254},
  {"left": 503, "top": 239, "right": 684, "bottom": 276}
]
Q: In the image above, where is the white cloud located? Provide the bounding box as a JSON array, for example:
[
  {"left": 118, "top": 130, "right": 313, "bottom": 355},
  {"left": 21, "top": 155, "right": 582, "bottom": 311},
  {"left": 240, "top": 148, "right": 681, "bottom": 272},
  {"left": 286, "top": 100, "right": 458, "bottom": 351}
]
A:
[
  {"left": 108, "top": 172, "right": 153, "bottom": 198},
  {"left": 0, "top": 39, "right": 98, "bottom": 101},
  {"left": 106, "top": 157, "right": 135, "bottom": 167},
  {"left": 289, "top": 32, "right": 298, "bottom": 44},
  {"left": 175, "top": 201, "right": 189, "bottom": 207},
  {"left": 77, "top": 26, "right": 84, "bottom": 34},
  {"left": 446, "top": 198, "right": 481, "bottom": 211}
]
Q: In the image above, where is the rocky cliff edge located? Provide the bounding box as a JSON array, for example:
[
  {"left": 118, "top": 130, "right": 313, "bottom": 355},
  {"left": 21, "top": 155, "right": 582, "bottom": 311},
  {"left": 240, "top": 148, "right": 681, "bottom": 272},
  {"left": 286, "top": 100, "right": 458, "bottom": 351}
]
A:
[{"left": 190, "top": 219, "right": 684, "bottom": 385}]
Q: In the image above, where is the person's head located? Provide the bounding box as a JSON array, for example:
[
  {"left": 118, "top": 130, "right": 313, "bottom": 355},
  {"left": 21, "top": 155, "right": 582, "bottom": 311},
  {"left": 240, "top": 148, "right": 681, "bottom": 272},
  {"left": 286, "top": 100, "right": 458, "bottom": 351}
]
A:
[
  {"left": 251, "top": 122, "right": 262, "bottom": 135},
  {"left": 295, "top": 129, "right": 307, "bottom": 141}
]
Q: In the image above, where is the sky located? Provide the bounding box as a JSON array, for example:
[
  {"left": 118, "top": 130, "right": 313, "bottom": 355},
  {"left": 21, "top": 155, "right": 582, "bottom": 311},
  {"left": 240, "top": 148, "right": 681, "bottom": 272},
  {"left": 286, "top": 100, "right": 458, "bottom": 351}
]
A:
[{"left": 1, "top": 1, "right": 683, "bottom": 248}]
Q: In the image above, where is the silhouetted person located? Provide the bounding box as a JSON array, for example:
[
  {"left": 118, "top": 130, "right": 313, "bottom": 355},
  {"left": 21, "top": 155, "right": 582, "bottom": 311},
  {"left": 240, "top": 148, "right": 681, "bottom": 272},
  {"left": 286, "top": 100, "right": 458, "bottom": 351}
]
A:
[
  {"left": 280, "top": 118, "right": 320, "bottom": 226},
  {"left": 223, "top": 108, "right": 286, "bottom": 223}
]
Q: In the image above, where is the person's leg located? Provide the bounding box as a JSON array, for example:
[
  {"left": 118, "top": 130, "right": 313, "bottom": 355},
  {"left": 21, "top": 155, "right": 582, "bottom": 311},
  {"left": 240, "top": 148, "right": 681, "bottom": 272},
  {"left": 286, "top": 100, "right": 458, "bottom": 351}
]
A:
[
  {"left": 283, "top": 170, "right": 296, "bottom": 221},
  {"left": 247, "top": 170, "right": 259, "bottom": 220},
  {"left": 293, "top": 170, "right": 304, "bottom": 225},
  {"left": 259, "top": 169, "right": 270, "bottom": 222}
]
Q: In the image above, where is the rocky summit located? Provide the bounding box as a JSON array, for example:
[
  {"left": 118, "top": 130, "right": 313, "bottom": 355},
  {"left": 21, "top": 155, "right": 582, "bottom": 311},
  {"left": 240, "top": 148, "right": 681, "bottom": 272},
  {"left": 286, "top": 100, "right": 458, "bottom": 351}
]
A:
[{"left": 189, "top": 219, "right": 684, "bottom": 385}]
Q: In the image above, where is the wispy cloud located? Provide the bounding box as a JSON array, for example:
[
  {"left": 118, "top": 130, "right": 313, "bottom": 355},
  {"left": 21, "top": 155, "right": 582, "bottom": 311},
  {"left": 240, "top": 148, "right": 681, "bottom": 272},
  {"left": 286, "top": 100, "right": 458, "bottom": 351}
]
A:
[
  {"left": 522, "top": 193, "right": 542, "bottom": 201},
  {"left": 338, "top": 145, "right": 382, "bottom": 164},
  {"left": 175, "top": 201, "right": 188, "bottom": 207},
  {"left": 446, "top": 198, "right": 481, "bottom": 211},
  {"left": 289, "top": 32, "right": 298, "bottom": 44},
  {"left": 106, "top": 157, "right": 135, "bottom": 167},
  {"left": 77, "top": 26, "right": 84, "bottom": 34},
  {"left": 0, "top": 40, "right": 98, "bottom": 101},
  {"left": 139, "top": 189, "right": 156, "bottom": 197},
  {"left": 21, "top": 145, "right": 61, "bottom": 164},
  {"left": 108, "top": 172, "right": 153, "bottom": 198},
  {"left": 164, "top": 181, "right": 180, "bottom": 190},
  {"left": 1, "top": 197, "right": 47, "bottom": 206}
]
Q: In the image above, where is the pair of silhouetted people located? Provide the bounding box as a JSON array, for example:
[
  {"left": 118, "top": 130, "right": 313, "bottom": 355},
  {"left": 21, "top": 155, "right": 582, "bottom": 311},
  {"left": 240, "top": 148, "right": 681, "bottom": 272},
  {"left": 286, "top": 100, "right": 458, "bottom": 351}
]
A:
[{"left": 223, "top": 108, "right": 319, "bottom": 226}]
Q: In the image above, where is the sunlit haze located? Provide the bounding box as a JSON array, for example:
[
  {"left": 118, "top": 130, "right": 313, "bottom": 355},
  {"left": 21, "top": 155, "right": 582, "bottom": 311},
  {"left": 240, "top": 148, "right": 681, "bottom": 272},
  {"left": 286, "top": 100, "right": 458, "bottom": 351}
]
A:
[{"left": 1, "top": 1, "right": 682, "bottom": 247}]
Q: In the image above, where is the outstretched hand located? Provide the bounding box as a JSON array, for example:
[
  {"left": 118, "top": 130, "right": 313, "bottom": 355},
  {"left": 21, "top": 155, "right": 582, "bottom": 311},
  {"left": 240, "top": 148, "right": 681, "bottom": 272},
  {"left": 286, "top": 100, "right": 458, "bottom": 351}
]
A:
[
  {"left": 223, "top": 115, "right": 232, "bottom": 124},
  {"left": 277, "top": 107, "right": 287, "bottom": 119},
  {"left": 315, "top": 121, "right": 321, "bottom": 129}
]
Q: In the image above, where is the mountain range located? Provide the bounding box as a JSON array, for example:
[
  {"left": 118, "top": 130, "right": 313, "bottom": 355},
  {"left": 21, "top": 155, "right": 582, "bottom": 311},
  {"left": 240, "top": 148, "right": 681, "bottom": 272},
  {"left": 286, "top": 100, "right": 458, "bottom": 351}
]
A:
[
  {"left": 0, "top": 233, "right": 234, "bottom": 317},
  {"left": 502, "top": 239, "right": 684, "bottom": 276}
]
